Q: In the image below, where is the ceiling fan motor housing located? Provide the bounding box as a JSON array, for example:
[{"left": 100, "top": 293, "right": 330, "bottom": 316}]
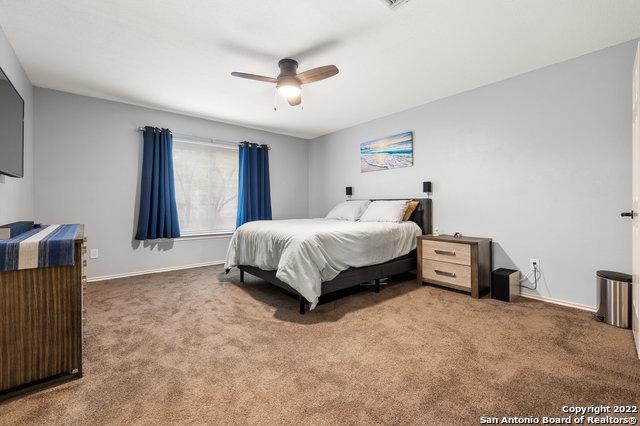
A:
[
  {"left": 276, "top": 59, "right": 301, "bottom": 93},
  {"left": 277, "top": 58, "right": 299, "bottom": 77}
]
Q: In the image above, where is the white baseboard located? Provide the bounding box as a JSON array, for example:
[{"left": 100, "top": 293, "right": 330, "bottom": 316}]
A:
[
  {"left": 87, "top": 260, "right": 226, "bottom": 282},
  {"left": 520, "top": 292, "right": 596, "bottom": 312}
]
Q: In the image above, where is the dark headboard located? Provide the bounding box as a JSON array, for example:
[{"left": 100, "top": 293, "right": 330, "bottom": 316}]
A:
[
  {"left": 410, "top": 198, "right": 432, "bottom": 235},
  {"left": 351, "top": 198, "right": 432, "bottom": 235}
]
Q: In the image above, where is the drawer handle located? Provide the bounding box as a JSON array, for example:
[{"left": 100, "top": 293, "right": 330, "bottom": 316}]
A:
[
  {"left": 434, "top": 249, "right": 456, "bottom": 256},
  {"left": 434, "top": 269, "right": 456, "bottom": 278}
]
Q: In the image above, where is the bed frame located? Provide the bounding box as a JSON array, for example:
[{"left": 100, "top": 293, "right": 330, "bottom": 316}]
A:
[{"left": 237, "top": 198, "right": 432, "bottom": 314}]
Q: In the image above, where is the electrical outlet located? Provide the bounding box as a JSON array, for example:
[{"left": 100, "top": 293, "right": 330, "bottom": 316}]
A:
[
  {"left": 90, "top": 249, "right": 99, "bottom": 259},
  {"left": 529, "top": 258, "right": 540, "bottom": 270}
]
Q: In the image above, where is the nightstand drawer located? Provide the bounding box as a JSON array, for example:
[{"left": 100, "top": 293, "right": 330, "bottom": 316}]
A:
[
  {"left": 422, "top": 240, "right": 471, "bottom": 265},
  {"left": 422, "top": 260, "right": 471, "bottom": 289}
]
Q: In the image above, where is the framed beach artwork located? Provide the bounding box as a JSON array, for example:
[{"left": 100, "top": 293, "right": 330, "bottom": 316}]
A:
[{"left": 360, "top": 131, "right": 414, "bottom": 172}]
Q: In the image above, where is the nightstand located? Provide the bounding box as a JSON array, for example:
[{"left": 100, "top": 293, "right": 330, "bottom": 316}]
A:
[{"left": 417, "top": 234, "right": 492, "bottom": 298}]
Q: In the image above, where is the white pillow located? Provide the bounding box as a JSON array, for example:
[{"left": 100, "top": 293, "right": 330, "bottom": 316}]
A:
[
  {"left": 325, "top": 200, "right": 371, "bottom": 221},
  {"left": 359, "top": 200, "right": 410, "bottom": 223}
]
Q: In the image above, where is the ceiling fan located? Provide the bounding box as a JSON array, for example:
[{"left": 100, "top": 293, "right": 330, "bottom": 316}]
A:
[{"left": 231, "top": 59, "right": 339, "bottom": 106}]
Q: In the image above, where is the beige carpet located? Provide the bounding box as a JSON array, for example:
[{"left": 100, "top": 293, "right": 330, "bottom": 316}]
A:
[{"left": 0, "top": 265, "right": 638, "bottom": 425}]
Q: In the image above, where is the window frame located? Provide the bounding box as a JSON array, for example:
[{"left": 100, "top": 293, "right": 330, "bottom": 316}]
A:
[{"left": 172, "top": 136, "right": 239, "bottom": 238}]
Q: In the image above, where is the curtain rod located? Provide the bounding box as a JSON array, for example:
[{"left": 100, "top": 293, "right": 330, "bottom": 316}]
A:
[{"left": 136, "top": 127, "right": 270, "bottom": 150}]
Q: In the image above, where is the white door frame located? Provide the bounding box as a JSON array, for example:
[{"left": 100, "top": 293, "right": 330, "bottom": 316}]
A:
[{"left": 632, "top": 41, "right": 639, "bottom": 358}]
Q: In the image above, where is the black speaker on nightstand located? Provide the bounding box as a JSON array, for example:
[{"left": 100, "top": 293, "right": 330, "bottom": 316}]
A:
[{"left": 491, "top": 268, "right": 521, "bottom": 302}]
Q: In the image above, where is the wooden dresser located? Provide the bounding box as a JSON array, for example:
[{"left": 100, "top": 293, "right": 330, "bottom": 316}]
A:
[
  {"left": 0, "top": 226, "right": 85, "bottom": 400},
  {"left": 417, "top": 234, "right": 492, "bottom": 298}
]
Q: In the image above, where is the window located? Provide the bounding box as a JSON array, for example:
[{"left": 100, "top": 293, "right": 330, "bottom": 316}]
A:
[{"left": 172, "top": 138, "right": 238, "bottom": 235}]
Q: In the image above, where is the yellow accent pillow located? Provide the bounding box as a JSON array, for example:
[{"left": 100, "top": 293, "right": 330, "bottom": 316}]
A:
[{"left": 403, "top": 201, "right": 419, "bottom": 221}]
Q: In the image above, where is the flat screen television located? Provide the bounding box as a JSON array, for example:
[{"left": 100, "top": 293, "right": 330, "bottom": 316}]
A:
[{"left": 0, "top": 66, "right": 24, "bottom": 178}]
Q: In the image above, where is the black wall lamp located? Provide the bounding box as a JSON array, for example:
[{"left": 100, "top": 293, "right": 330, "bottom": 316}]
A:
[
  {"left": 423, "top": 181, "right": 432, "bottom": 197},
  {"left": 346, "top": 186, "right": 353, "bottom": 200}
]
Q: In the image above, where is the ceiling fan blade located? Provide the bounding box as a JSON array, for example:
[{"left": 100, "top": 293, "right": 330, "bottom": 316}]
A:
[
  {"left": 287, "top": 94, "right": 302, "bottom": 106},
  {"left": 231, "top": 72, "right": 277, "bottom": 83},
  {"left": 296, "top": 65, "right": 339, "bottom": 84}
]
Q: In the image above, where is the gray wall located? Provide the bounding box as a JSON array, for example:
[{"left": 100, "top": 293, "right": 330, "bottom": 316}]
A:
[
  {"left": 308, "top": 41, "right": 638, "bottom": 309},
  {"left": 0, "top": 25, "right": 33, "bottom": 223},
  {"left": 34, "top": 88, "right": 309, "bottom": 279}
]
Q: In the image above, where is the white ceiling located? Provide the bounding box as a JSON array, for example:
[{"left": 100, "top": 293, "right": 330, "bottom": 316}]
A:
[{"left": 0, "top": 0, "right": 639, "bottom": 139}]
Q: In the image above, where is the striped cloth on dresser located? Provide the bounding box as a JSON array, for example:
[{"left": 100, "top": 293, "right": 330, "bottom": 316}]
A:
[{"left": 0, "top": 224, "right": 81, "bottom": 272}]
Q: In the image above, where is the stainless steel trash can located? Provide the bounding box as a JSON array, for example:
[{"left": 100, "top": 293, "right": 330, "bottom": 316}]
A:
[{"left": 595, "top": 270, "right": 632, "bottom": 329}]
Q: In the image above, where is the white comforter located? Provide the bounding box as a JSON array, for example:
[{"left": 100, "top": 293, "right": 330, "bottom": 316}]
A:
[{"left": 224, "top": 219, "right": 422, "bottom": 309}]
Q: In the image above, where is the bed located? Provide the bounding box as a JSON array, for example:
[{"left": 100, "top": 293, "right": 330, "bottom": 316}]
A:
[{"left": 225, "top": 198, "right": 432, "bottom": 314}]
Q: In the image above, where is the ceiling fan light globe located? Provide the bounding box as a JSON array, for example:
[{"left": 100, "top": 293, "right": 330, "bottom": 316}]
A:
[{"left": 277, "top": 84, "right": 301, "bottom": 98}]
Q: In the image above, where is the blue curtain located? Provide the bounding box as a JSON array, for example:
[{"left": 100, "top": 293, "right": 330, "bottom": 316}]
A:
[
  {"left": 135, "top": 127, "right": 181, "bottom": 240},
  {"left": 236, "top": 142, "right": 272, "bottom": 227}
]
